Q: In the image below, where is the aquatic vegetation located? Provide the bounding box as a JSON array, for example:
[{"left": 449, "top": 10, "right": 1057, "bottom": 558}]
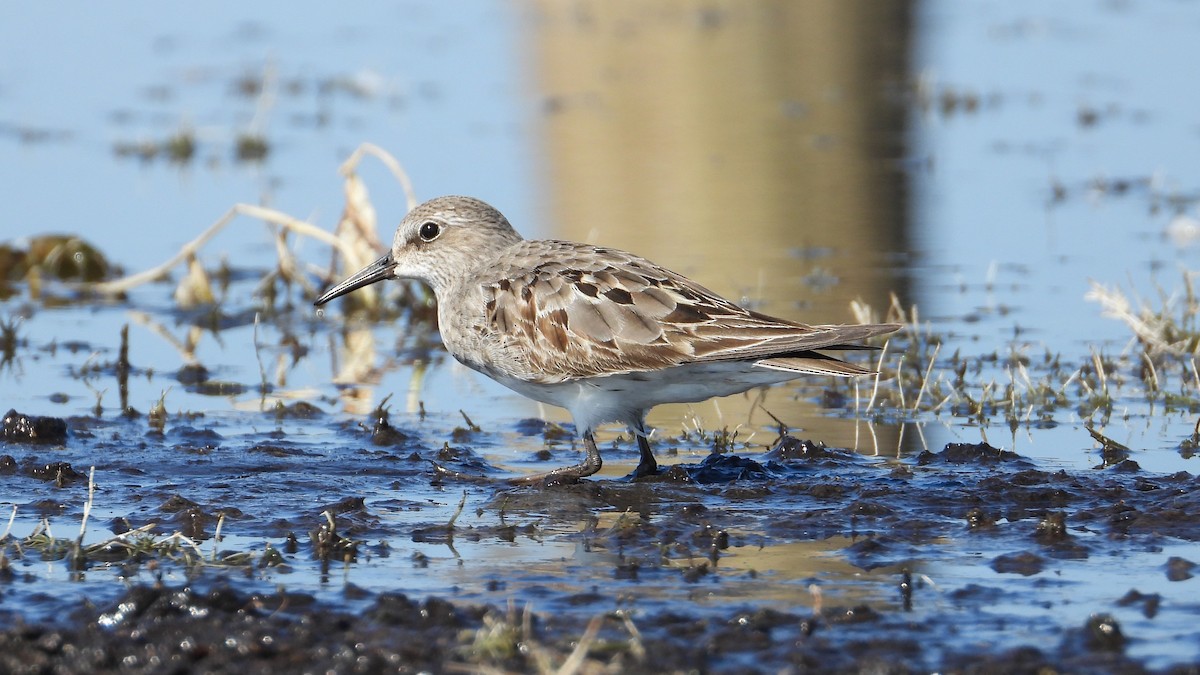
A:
[
  {"left": 113, "top": 128, "right": 196, "bottom": 164},
  {"left": 1088, "top": 273, "right": 1200, "bottom": 357}
]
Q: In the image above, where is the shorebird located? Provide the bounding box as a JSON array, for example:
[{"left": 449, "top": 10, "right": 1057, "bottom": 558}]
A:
[{"left": 315, "top": 196, "right": 899, "bottom": 483}]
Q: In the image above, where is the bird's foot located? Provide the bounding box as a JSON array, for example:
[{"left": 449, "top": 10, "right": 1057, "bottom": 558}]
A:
[
  {"left": 504, "top": 460, "right": 601, "bottom": 487},
  {"left": 430, "top": 459, "right": 593, "bottom": 486},
  {"left": 626, "top": 458, "right": 660, "bottom": 480},
  {"left": 431, "top": 432, "right": 604, "bottom": 486},
  {"left": 506, "top": 433, "right": 603, "bottom": 486},
  {"left": 428, "top": 460, "right": 493, "bottom": 484}
]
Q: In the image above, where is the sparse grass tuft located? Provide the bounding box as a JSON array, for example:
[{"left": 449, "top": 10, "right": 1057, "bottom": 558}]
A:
[
  {"left": 847, "top": 290, "right": 1192, "bottom": 437},
  {"left": 452, "top": 603, "right": 630, "bottom": 675},
  {"left": 1088, "top": 274, "right": 1200, "bottom": 355}
]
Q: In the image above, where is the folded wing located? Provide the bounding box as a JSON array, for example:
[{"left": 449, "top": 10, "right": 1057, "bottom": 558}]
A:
[{"left": 483, "top": 241, "right": 900, "bottom": 382}]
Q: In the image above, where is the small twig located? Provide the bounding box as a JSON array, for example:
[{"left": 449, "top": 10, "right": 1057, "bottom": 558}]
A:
[
  {"left": 212, "top": 512, "right": 227, "bottom": 561},
  {"left": 253, "top": 312, "right": 268, "bottom": 395},
  {"left": 758, "top": 403, "right": 787, "bottom": 437},
  {"left": 913, "top": 343, "right": 941, "bottom": 411},
  {"left": 1141, "top": 352, "right": 1160, "bottom": 392},
  {"left": 30, "top": 518, "right": 50, "bottom": 541},
  {"left": 866, "top": 339, "right": 890, "bottom": 412},
  {"left": 1019, "top": 360, "right": 1037, "bottom": 390},
  {"left": 1086, "top": 424, "right": 1131, "bottom": 452},
  {"left": 81, "top": 466, "right": 95, "bottom": 537},
  {"left": 84, "top": 523, "right": 159, "bottom": 555},
  {"left": 1009, "top": 368, "right": 1018, "bottom": 413},
  {"left": 0, "top": 504, "right": 16, "bottom": 542},
  {"left": 1091, "top": 348, "right": 1108, "bottom": 392},
  {"left": 446, "top": 491, "right": 468, "bottom": 530},
  {"left": 125, "top": 311, "right": 199, "bottom": 365},
  {"left": 268, "top": 222, "right": 315, "bottom": 295},
  {"left": 914, "top": 421, "right": 929, "bottom": 452},
  {"left": 459, "top": 410, "right": 481, "bottom": 432},
  {"left": 929, "top": 391, "right": 953, "bottom": 413},
  {"left": 555, "top": 614, "right": 604, "bottom": 675},
  {"left": 247, "top": 61, "right": 278, "bottom": 137},
  {"left": 1060, "top": 368, "right": 1082, "bottom": 395},
  {"left": 339, "top": 142, "right": 419, "bottom": 211},
  {"left": 619, "top": 611, "right": 647, "bottom": 662},
  {"left": 167, "top": 532, "right": 209, "bottom": 559},
  {"left": 517, "top": 598, "right": 532, "bottom": 639}
]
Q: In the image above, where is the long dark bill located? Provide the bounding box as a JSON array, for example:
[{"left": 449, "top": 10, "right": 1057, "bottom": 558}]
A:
[{"left": 313, "top": 253, "right": 396, "bottom": 306}]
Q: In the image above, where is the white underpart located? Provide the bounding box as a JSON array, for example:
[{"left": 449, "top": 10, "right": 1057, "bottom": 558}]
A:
[{"left": 490, "top": 361, "right": 809, "bottom": 436}]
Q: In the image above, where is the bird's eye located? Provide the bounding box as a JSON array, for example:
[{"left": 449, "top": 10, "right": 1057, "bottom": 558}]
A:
[{"left": 418, "top": 221, "right": 441, "bottom": 242}]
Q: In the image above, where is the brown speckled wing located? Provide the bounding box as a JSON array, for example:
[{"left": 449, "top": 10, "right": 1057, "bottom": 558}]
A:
[{"left": 482, "top": 240, "right": 898, "bottom": 382}]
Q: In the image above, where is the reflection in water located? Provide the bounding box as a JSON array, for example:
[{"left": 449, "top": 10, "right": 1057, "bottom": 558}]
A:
[
  {"left": 423, "top": 516, "right": 911, "bottom": 613},
  {"left": 329, "top": 326, "right": 386, "bottom": 414},
  {"left": 525, "top": 0, "right": 913, "bottom": 453}
]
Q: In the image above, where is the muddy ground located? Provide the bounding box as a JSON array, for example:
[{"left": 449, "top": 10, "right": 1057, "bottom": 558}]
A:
[
  {"left": 3, "top": 0, "right": 1200, "bottom": 671},
  {"left": 2, "top": 408, "right": 1199, "bottom": 673}
]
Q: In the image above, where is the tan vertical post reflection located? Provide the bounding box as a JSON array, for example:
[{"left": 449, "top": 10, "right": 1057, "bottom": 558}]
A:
[{"left": 527, "top": 0, "right": 913, "bottom": 457}]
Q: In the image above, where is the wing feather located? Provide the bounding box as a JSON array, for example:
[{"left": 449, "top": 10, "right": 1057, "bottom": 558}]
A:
[{"left": 479, "top": 240, "right": 900, "bottom": 382}]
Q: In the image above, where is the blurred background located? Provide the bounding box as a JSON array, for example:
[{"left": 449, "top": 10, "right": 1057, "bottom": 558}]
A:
[
  {"left": 1, "top": 0, "right": 1198, "bottom": 465},
  {"left": 5, "top": 6, "right": 1200, "bottom": 665}
]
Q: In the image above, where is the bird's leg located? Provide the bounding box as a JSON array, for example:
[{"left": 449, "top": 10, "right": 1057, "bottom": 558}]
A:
[
  {"left": 630, "top": 418, "right": 659, "bottom": 478},
  {"left": 506, "top": 430, "right": 603, "bottom": 485}
]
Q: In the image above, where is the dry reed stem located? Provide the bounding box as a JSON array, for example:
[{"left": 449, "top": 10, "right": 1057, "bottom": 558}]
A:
[
  {"left": 1091, "top": 348, "right": 1108, "bottom": 392},
  {"left": 913, "top": 343, "right": 941, "bottom": 411},
  {"left": 246, "top": 61, "right": 278, "bottom": 138},
  {"left": 866, "top": 339, "right": 890, "bottom": 411},
  {"left": 127, "top": 311, "right": 200, "bottom": 364},
  {"left": 76, "top": 466, "right": 95, "bottom": 546},
  {"left": 82, "top": 523, "right": 158, "bottom": 555},
  {"left": 83, "top": 144, "right": 420, "bottom": 312},
  {"left": 340, "top": 142, "right": 418, "bottom": 211},
  {"left": 1141, "top": 352, "right": 1160, "bottom": 392},
  {"left": 555, "top": 614, "right": 605, "bottom": 675},
  {"left": 914, "top": 420, "right": 929, "bottom": 451},
  {"left": 87, "top": 204, "right": 363, "bottom": 296},
  {"left": 1, "top": 504, "right": 16, "bottom": 542}
]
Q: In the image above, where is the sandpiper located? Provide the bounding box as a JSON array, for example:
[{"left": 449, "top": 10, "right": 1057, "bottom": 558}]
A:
[{"left": 315, "top": 196, "right": 900, "bottom": 483}]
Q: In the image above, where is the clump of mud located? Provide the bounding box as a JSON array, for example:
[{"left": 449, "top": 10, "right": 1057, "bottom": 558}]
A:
[
  {"left": 2, "top": 409, "right": 68, "bottom": 444},
  {"left": 0, "top": 577, "right": 1170, "bottom": 674}
]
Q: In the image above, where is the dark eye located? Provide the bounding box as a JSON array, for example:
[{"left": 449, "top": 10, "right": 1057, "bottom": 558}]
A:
[{"left": 418, "top": 221, "right": 441, "bottom": 242}]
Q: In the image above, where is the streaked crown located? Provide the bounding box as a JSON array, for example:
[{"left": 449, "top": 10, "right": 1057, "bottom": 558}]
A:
[{"left": 391, "top": 196, "right": 524, "bottom": 293}]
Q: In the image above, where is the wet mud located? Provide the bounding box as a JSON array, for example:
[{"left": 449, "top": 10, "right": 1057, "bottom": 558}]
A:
[
  {"left": 0, "top": 579, "right": 1169, "bottom": 675},
  {"left": 2, "top": 408, "right": 1199, "bottom": 673}
]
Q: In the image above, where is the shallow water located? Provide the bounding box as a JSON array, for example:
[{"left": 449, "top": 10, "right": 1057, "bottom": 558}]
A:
[{"left": 2, "top": 1, "right": 1200, "bottom": 671}]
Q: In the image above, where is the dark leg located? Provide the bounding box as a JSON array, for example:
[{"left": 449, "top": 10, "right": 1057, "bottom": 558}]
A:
[
  {"left": 631, "top": 419, "right": 659, "bottom": 478},
  {"left": 506, "top": 430, "right": 603, "bottom": 485}
]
